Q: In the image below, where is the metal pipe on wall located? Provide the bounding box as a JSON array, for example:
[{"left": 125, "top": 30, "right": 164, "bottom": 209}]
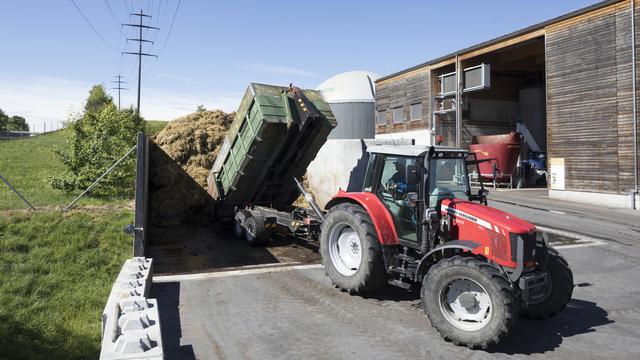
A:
[
  {"left": 632, "top": 0, "right": 639, "bottom": 208},
  {"left": 455, "top": 55, "right": 462, "bottom": 147}
]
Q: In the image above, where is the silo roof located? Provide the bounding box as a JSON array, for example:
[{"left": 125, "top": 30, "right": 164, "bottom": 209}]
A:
[{"left": 316, "top": 71, "right": 381, "bottom": 103}]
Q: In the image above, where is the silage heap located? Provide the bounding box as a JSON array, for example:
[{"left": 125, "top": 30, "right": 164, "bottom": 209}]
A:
[
  {"left": 153, "top": 110, "right": 234, "bottom": 187},
  {"left": 148, "top": 110, "right": 234, "bottom": 227}
]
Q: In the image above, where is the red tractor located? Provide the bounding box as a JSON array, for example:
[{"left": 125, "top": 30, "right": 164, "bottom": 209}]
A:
[{"left": 319, "top": 145, "right": 574, "bottom": 348}]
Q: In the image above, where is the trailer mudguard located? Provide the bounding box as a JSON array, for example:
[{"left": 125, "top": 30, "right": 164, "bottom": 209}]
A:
[
  {"left": 325, "top": 190, "right": 399, "bottom": 245},
  {"left": 413, "top": 240, "right": 483, "bottom": 281}
]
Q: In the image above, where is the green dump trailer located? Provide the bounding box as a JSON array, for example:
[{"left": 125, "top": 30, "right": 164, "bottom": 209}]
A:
[{"left": 207, "top": 83, "right": 336, "bottom": 242}]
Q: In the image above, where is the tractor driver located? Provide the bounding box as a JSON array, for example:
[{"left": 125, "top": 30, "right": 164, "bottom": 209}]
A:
[{"left": 387, "top": 160, "right": 417, "bottom": 199}]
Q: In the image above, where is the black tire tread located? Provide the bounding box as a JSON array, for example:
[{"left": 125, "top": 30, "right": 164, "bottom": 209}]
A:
[
  {"left": 321, "top": 203, "right": 387, "bottom": 294},
  {"left": 521, "top": 247, "right": 573, "bottom": 319},
  {"left": 244, "top": 216, "right": 270, "bottom": 246},
  {"left": 422, "top": 256, "right": 517, "bottom": 349}
]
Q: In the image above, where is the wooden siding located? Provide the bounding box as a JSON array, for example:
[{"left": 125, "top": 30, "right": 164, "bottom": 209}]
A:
[
  {"left": 375, "top": 68, "right": 431, "bottom": 134},
  {"left": 546, "top": 1, "right": 638, "bottom": 194}
]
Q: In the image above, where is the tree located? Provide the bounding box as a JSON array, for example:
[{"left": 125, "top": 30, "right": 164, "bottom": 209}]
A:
[
  {"left": 196, "top": 105, "right": 207, "bottom": 113},
  {"left": 0, "top": 109, "right": 7, "bottom": 131},
  {"left": 84, "top": 85, "right": 113, "bottom": 116},
  {"left": 8, "top": 116, "right": 29, "bottom": 131},
  {"left": 51, "top": 85, "right": 145, "bottom": 197}
]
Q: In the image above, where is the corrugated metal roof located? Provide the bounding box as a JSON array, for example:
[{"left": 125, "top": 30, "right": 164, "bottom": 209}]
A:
[{"left": 376, "top": 0, "right": 621, "bottom": 83}]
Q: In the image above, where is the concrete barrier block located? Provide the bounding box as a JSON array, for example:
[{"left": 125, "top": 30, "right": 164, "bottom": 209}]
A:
[
  {"left": 101, "top": 258, "right": 164, "bottom": 360},
  {"left": 101, "top": 298, "right": 164, "bottom": 359}
]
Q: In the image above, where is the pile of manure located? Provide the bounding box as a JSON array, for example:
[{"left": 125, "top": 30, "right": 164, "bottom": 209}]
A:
[{"left": 153, "top": 110, "right": 234, "bottom": 187}]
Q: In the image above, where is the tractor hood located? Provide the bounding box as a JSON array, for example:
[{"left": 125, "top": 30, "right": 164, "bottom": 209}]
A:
[{"left": 440, "top": 199, "right": 536, "bottom": 235}]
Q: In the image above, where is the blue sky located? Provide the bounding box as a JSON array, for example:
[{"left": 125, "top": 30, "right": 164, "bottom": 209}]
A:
[{"left": 0, "top": 0, "right": 601, "bottom": 131}]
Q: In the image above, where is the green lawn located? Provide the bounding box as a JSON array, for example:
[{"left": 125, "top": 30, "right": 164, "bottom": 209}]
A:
[
  {"left": 0, "top": 120, "right": 169, "bottom": 358},
  {"left": 0, "top": 210, "right": 133, "bottom": 359},
  {"left": 146, "top": 120, "right": 168, "bottom": 136}
]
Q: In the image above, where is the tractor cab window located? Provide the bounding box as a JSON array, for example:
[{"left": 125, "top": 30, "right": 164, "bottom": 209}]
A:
[
  {"left": 429, "top": 157, "right": 470, "bottom": 207},
  {"left": 377, "top": 155, "right": 419, "bottom": 242}
]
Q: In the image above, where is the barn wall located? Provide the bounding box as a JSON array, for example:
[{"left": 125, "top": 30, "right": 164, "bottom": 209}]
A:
[
  {"left": 375, "top": 67, "right": 431, "bottom": 141},
  {"left": 546, "top": 1, "right": 638, "bottom": 194}
]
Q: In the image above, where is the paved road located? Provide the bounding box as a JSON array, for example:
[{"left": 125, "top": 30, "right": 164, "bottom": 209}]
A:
[{"left": 151, "top": 191, "right": 640, "bottom": 360}]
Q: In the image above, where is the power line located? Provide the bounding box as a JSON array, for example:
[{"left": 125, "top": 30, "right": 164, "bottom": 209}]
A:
[
  {"left": 123, "top": 9, "right": 159, "bottom": 117},
  {"left": 103, "top": 0, "right": 124, "bottom": 34},
  {"left": 157, "top": 0, "right": 181, "bottom": 57},
  {"left": 69, "top": 0, "right": 118, "bottom": 53}
]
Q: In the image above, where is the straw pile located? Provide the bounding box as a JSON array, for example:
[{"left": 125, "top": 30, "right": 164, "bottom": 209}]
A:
[{"left": 153, "top": 110, "right": 234, "bottom": 187}]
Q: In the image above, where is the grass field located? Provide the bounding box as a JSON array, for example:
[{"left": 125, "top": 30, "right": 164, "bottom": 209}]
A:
[
  {"left": 0, "top": 210, "right": 133, "bottom": 359},
  {"left": 146, "top": 120, "right": 169, "bottom": 136},
  {"left": 0, "top": 120, "right": 168, "bottom": 210},
  {"left": 0, "top": 119, "right": 168, "bottom": 358}
]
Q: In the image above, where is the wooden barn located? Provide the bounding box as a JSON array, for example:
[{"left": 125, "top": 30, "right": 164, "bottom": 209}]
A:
[{"left": 375, "top": 0, "right": 640, "bottom": 209}]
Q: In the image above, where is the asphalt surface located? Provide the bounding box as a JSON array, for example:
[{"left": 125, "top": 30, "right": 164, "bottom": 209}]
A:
[{"left": 151, "top": 190, "right": 640, "bottom": 360}]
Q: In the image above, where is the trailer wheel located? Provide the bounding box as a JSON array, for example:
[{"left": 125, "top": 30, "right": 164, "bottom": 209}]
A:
[
  {"left": 320, "top": 204, "right": 387, "bottom": 294},
  {"left": 244, "top": 216, "right": 270, "bottom": 246},
  {"left": 422, "top": 256, "right": 517, "bottom": 349},
  {"left": 521, "top": 247, "right": 573, "bottom": 319},
  {"left": 233, "top": 210, "right": 252, "bottom": 239}
]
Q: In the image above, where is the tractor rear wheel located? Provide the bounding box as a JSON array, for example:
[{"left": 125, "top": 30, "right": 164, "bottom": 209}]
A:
[
  {"left": 320, "top": 204, "right": 387, "bottom": 294},
  {"left": 521, "top": 247, "right": 573, "bottom": 319},
  {"left": 421, "top": 256, "right": 517, "bottom": 349}
]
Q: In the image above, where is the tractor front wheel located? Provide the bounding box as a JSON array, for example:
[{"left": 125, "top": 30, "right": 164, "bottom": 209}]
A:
[
  {"left": 422, "top": 256, "right": 517, "bottom": 349},
  {"left": 521, "top": 247, "right": 573, "bottom": 319},
  {"left": 320, "top": 204, "right": 387, "bottom": 294}
]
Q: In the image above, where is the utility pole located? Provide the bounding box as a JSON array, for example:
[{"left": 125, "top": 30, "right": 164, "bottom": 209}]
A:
[
  {"left": 122, "top": 10, "right": 158, "bottom": 117},
  {"left": 111, "top": 75, "right": 128, "bottom": 110}
]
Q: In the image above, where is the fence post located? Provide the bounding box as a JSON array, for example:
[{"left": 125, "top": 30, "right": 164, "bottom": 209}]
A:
[{"left": 133, "top": 133, "right": 149, "bottom": 257}]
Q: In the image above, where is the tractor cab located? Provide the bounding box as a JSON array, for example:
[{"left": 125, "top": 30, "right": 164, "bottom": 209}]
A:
[{"left": 363, "top": 145, "right": 487, "bottom": 249}]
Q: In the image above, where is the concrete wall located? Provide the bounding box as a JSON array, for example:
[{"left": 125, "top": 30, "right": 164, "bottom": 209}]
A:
[
  {"left": 375, "top": 129, "right": 432, "bottom": 146},
  {"left": 307, "top": 138, "right": 413, "bottom": 208},
  {"left": 549, "top": 189, "right": 638, "bottom": 209}
]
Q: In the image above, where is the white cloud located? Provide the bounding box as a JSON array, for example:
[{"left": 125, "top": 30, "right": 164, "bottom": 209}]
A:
[
  {"left": 152, "top": 72, "right": 206, "bottom": 85},
  {"left": 139, "top": 88, "right": 241, "bottom": 120},
  {"left": 0, "top": 73, "right": 242, "bottom": 128},
  {"left": 0, "top": 75, "right": 90, "bottom": 132},
  {"left": 235, "top": 63, "right": 319, "bottom": 77}
]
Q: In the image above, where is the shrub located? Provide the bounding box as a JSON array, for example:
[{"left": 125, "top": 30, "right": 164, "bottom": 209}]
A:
[{"left": 51, "top": 95, "right": 145, "bottom": 197}]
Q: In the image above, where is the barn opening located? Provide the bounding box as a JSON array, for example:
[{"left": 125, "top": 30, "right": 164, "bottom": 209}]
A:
[{"left": 433, "top": 35, "right": 547, "bottom": 187}]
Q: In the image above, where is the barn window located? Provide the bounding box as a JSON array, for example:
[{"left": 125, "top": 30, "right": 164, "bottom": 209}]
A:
[
  {"left": 392, "top": 107, "right": 404, "bottom": 124},
  {"left": 410, "top": 103, "right": 422, "bottom": 121},
  {"left": 376, "top": 111, "right": 387, "bottom": 126}
]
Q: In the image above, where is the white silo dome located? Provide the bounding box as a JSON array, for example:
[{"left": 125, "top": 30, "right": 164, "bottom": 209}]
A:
[{"left": 316, "top": 71, "right": 380, "bottom": 103}]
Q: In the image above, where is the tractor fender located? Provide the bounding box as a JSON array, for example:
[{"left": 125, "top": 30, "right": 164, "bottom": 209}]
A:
[
  {"left": 325, "top": 190, "right": 399, "bottom": 245},
  {"left": 414, "top": 240, "right": 483, "bottom": 282}
]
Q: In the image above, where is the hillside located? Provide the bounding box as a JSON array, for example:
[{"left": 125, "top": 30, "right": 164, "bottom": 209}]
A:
[
  {"left": 0, "top": 121, "right": 168, "bottom": 359},
  {"left": 0, "top": 121, "right": 168, "bottom": 210}
]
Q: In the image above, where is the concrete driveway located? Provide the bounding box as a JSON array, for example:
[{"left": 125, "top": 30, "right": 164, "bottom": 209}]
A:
[{"left": 151, "top": 190, "right": 640, "bottom": 359}]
